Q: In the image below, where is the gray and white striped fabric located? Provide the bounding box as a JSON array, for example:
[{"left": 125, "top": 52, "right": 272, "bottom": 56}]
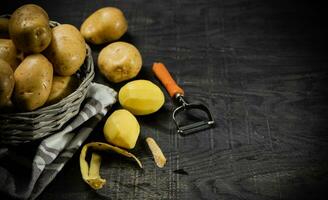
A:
[{"left": 0, "top": 83, "right": 117, "bottom": 200}]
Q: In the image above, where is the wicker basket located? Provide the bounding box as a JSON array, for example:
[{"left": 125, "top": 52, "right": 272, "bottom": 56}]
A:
[{"left": 0, "top": 16, "right": 95, "bottom": 144}]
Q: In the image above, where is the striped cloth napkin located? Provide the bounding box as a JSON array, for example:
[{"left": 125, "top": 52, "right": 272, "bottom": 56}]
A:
[{"left": 0, "top": 83, "right": 117, "bottom": 200}]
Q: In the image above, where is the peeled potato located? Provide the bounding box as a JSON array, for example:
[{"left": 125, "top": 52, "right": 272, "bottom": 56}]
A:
[
  {"left": 103, "top": 109, "right": 140, "bottom": 149},
  {"left": 98, "top": 41, "right": 142, "bottom": 83},
  {"left": 119, "top": 80, "right": 164, "bottom": 115}
]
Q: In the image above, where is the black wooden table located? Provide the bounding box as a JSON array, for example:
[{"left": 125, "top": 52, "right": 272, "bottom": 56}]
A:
[{"left": 1, "top": 0, "right": 328, "bottom": 199}]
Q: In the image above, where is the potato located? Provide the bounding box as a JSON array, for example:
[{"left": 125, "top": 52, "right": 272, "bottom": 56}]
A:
[
  {"left": 98, "top": 42, "right": 142, "bottom": 83},
  {"left": 0, "top": 39, "right": 22, "bottom": 71},
  {"left": 80, "top": 7, "right": 128, "bottom": 44},
  {"left": 46, "top": 75, "right": 79, "bottom": 105},
  {"left": 0, "top": 59, "right": 14, "bottom": 107},
  {"left": 9, "top": 4, "right": 52, "bottom": 53},
  {"left": 119, "top": 80, "right": 165, "bottom": 115},
  {"left": 13, "top": 54, "right": 53, "bottom": 111},
  {"left": 103, "top": 109, "right": 140, "bottom": 149},
  {"left": 0, "top": 18, "right": 9, "bottom": 38},
  {"left": 45, "top": 24, "right": 86, "bottom": 76}
]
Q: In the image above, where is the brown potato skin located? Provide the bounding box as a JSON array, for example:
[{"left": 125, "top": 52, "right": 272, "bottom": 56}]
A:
[
  {"left": 9, "top": 4, "right": 52, "bottom": 53},
  {"left": 45, "top": 24, "right": 86, "bottom": 76},
  {"left": 98, "top": 42, "right": 142, "bottom": 83},
  {"left": 0, "top": 39, "right": 22, "bottom": 71},
  {"left": 0, "top": 18, "right": 9, "bottom": 38},
  {"left": 80, "top": 7, "right": 128, "bottom": 45},
  {"left": 0, "top": 59, "right": 14, "bottom": 107},
  {"left": 46, "top": 75, "right": 79, "bottom": 105},
  {"left": 13, "top": 54, "right": 53, "bottom": 111}
]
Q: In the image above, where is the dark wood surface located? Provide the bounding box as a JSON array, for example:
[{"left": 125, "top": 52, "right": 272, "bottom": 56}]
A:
[{"left": 1, "top": 0, "right": 328, "bottom": 199}]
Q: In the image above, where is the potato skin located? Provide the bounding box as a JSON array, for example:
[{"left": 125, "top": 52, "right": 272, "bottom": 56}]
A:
[
  {"left": 46, "top": 75, "right": 79, "bottom": 105},
  {"left": 45, "top": 24, "right": 86, "bottom": 76},
  {"left": 80, "top": 7, "right": 128, "bottom": 44},
  {"left": 98, "top": 42, "right": 142, "bottom": 83},
  {"left": 9, "top": 4, "right": 52, "bottom": 53},
  {"left": 0, "top": 39, "right": 22, "bottom": 71},
  {"left": 0, "top": 59, "right": 14, "bottom": 107},
  {"left": 0, "top": 18, "right": 9, "bottom": 38},
  {"left": 13, "top": 54, "right": 53, "bottom": 111}
]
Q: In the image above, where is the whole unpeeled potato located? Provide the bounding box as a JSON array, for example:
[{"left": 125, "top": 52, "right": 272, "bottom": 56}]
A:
[
  {"left": 0, "top": 18, "right": 9, "bottom": 38},
  {"left": 0, "top": 39, "right": 22, "bottom": 71},
  {"left": 46, "top": 75, "right": 79, "bottom": 105},
  {"left": 80, "top": 7, "right": 128, "bottom": 44},
  {"left": 0, "top": 59, "right": 14, "bottom": 107},
  {"left": 9, "top": 4, "right": 52, "bottom": 53},
  {"left": 98, "top": 42, "right": 142, "bottom": 83},
  {"left": 45, "top": 24, "right": 86, "bottom": 76},
  {"left": 13, "top": 54, "right": 53, "bottom": 111}
]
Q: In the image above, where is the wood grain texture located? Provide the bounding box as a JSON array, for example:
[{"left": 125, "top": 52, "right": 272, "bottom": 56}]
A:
[{"left": 1, "top": 0, "right": 328, "bottom": 199}]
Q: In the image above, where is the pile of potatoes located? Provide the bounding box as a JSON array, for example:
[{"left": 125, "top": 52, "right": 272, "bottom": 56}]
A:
[
  {"left": 1, "top": 4, "right": 166, "bottom": 150},
  {"left": 0, "top": 4, "right": 149, "bottom": 113},
  {"left": 0, "top": 4, "right": 86, "bottom": 111}
]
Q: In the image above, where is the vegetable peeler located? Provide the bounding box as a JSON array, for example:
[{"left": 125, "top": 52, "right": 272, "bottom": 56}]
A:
[{"left": 152, "top": 62, "right": 214, "bottom": 135}]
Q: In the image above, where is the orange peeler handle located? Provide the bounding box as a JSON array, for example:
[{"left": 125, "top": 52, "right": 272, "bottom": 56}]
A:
[{"left": 152, "top": 62, "right": 184, "bottom": 98}]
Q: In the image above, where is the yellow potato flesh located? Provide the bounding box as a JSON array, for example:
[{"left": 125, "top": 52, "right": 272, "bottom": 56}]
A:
[
  {"left": 104, "top": 109, "right": 140, "bottom": 149},
  {"left": 119, "top": 80, "right": 164, "bottom": 115}
]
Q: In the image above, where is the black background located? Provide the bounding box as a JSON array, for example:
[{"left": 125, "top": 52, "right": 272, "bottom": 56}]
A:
[{"left": 1, "top": 0, "right": 328, "bottom": 199}]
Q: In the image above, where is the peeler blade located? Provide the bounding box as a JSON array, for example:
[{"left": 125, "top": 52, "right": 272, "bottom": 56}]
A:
[
  {"left": 173, "top": 102, "right": 215, "bottom": 135},
  {"left": 177, "top": 120, "right": 214, "bottom": 135}
]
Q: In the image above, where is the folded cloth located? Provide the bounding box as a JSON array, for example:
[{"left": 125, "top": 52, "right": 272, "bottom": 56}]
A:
[{"left": 0, "top": 83, "right": 117, "bottom": 200}]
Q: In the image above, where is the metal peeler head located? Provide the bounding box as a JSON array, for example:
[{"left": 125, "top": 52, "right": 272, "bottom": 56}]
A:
[{"left": 172, "top": 94, "right": 214, "bottom": 135}]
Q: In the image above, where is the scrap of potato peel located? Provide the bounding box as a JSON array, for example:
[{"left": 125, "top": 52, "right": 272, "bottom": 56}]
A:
[
  {"left": 146, "top": 137, "right": 167, "bottom": 168},
  {"left": 80, "top": 142, "right": 143, "bottom": 190}
]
